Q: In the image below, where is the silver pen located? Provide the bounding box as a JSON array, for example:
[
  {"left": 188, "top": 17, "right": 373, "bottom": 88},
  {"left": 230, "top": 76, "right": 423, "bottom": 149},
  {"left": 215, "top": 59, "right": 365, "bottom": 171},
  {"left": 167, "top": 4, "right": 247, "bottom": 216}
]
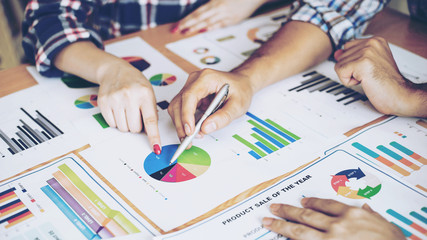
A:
[{"left": 169, "top": 83, "right": 230, "bottom": 165}]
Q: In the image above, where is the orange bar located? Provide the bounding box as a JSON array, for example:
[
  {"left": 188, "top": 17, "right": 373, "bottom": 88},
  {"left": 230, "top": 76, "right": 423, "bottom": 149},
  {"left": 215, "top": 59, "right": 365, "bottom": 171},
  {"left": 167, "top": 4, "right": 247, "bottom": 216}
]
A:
[
  {"left": 416, "top": 185, "right": 427, "bottom": 193},
  {"left": 376, "top": 156, "right": 394, "bottom": 167},
  {"left": 5, "top": 212, "right": 34, "bottom": 229},
  {"left": 409, "top": 235, "right": 422, "bottom": 240},
  {"left": 410, "top": 153, "right": 427, "bottom": 164},
  {"left": 399, "top": 158, "right": 420, "bottom": 170},
  {"left": 53, "top": 171, "right": 126, "bottom": 236},
  {"left": 410, "top": 222, "right": 427, "bottom": 235},
  {"left": 390, "top": 164, "right": 410, "bottom": 176},
  {"left": 0, "top": 193, "right": 17, "bottom": 204}
]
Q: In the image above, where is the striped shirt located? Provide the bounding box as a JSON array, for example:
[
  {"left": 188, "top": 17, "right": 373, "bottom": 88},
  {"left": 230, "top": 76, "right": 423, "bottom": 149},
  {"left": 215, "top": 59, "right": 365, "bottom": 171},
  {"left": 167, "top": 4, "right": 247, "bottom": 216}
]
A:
[{"left": 22, "top": 0, "right": 388, "bottom": 77}]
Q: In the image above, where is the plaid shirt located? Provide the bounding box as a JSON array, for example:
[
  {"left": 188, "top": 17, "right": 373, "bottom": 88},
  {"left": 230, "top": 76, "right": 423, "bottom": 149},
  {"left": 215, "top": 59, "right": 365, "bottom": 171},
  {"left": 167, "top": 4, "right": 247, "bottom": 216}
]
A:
[
  {"left": 288, "top": 0, "right": 389, "bottom": 51},
  {"left": 22, "top": 0, "right": 388, "bottom": 77}
]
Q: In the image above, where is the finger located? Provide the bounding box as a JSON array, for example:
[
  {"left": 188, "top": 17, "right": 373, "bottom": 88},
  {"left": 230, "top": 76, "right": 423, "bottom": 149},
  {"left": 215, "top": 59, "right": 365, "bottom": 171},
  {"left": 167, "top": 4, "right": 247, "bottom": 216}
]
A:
[
  {"left": 178, "top": 5, "right": 216, "bottom": 31},
  {"left": 341, "top": 38, "right": 367, "bottom": 50},
  {"left": 334, "top": 53, "right": 365, "bottom": 86},
  {"left": 125, "top": 105, "right": 143, "bottom": 133},
  {"left": 262, "top": 217, "right": 325, "bottom": 240},
  {"left": 201, "top": 99, "right": 244, "bottom": 134},
  {"left": 181, "top": 92, "right": 199, "bottom": 136},
  {"left": 301, "top": 197, "right": 351, "bottom": 216},
  {"left": 185, "top": 14, "right": 225, "bottom": 34},
  {"left": 269, "top": 203, "right": 334, "bottom": 231},
  {"left": 140, "top": 102, "right": 161, "bottom": 154},
  {"left": 171, "top": 100, "right": 186, "bottom": 141},
  {"left": 112, "top": 108, "right": 129, "bottom": 132},
  {"left": 99, "top": 106, "right": 117, "bottom": 128}
]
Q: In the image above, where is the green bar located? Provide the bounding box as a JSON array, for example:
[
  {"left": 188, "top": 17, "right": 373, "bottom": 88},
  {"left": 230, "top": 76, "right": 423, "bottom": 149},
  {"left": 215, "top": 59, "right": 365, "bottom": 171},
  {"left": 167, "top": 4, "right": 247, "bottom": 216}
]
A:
[
  {"left": 58, "top": 164, "right": 140, "bottom": 233},
  {"left": 93, "top": 113, "right": 109, "bottom": 129},
  {"left": 248, "top": 120, "right": 289, "bottom": 146},
  {"left": 232, "top": 134, "right": 266, "bottom": 157},
  {"left": 251, "top": 133, "right": 278, "bottom": 151},
  {"left": 266, "top": 119, "right": 300, "bottom": 140}
]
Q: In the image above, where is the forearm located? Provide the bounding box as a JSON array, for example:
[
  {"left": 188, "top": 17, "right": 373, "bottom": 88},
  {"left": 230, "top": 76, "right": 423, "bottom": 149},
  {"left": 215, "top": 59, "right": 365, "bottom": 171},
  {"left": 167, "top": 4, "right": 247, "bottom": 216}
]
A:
[
  {"left": 232, "top": 21, "right": 332, "bottom": 93},
  {"left": 401, "top": 81, "right": 427, "bottom": 117},
  {"left": 53, "top": 41, "right": 127, "bottom": 84}
]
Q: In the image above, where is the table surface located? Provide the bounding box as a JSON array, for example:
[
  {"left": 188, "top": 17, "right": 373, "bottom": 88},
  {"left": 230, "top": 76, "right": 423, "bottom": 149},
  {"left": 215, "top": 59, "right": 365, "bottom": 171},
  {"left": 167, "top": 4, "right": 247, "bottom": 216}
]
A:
[{"left": 0, "top": 6, "right": 426, "bottom": 233}]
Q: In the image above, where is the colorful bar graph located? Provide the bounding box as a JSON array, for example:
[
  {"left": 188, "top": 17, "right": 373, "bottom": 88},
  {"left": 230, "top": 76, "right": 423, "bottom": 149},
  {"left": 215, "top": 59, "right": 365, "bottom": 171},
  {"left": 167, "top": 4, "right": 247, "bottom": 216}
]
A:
[
  {"left": 0, "top": 187, "right": 34, "bottom": 229},
  {"left": 233, "top": 134, "right": 266, "bottom": 158},
  {"left": 93, "top": 113, "right": 109, "bottom": 129},
  {"left": 233, "top": 112, "right": 301, "bottom": 160},
  {"left": 386, "top": 209, "right": 427, "bottom": 236},
  {"left": 0, "top": 108, "right": 63, "bottom": 155},
  {"left": 392, "top": 222, "right": 422, "bottom": 240},
  {"left": 410, "top": 211, "right": 427, "bottom": 225},
  {"left": 53, "top": 171, "right": 127, "bottom": 236},
  {"left": 41, "top": 185, "right": 100, "bottom": 240},
  {"left": 390, "top": 141, "right": 427, "bottom": 165},
  {"left": 377, "top": 145, "right": 420, "bottom": 170},
  {"left": 58, "top": 164, "right": 140, "bottom": 234},
  {"left": 352, "top": 142, "right": 410, "bottom": 176}
]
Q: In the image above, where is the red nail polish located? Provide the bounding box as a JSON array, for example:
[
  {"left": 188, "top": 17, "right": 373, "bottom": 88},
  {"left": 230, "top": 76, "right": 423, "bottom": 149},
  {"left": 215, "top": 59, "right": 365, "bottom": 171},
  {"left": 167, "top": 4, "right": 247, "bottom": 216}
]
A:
[
  {"left": 199, "top": 28, "right": 207, "bottom": 33},
  {"left": 181, "top": 28, "right": 189, "bottom": 34},
  {"left": 153, "top": 144, "right": 161, "bottom": 155},
  {"left": 171, "top": 25, "right": 179, "bottom": 33}
]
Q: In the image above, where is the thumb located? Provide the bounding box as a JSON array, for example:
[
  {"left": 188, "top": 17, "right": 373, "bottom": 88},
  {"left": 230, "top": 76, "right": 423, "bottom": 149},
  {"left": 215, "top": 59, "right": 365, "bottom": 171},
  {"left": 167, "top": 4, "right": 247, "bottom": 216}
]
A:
[{"left": 334, "top": 49, "right": 345, "bottom": 61}]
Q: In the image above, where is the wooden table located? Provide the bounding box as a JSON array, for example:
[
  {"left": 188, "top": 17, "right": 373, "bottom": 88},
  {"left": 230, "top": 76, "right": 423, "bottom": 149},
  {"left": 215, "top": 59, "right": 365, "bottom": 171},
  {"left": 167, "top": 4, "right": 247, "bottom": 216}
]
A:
[{"left": 0, "top": 5, "right": 426, "bottom": 233}]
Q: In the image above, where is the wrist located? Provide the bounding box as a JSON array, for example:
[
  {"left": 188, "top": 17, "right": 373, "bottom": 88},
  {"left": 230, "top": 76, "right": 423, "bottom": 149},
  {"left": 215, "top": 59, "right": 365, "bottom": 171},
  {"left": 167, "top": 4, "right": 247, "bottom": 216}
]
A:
[{"left": 95, "top": 57, "right": 129, "bottom": 85}]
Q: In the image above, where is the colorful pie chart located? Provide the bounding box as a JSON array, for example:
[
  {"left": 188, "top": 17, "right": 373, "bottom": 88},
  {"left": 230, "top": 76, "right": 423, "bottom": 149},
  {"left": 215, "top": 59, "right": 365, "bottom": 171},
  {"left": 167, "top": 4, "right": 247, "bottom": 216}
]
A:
[
  {"left": 122, "top": 56, "right": 151, "bottom": 72},
  {"left": 149, "top": 73, "right": 177, "bottom": 86},
  {"left": 193, "top": 47, "right": 209, "bottom": 54},
  {"left": 144, "top": 144, "right": 211, "bottom": 183},
  {"left": 201, "top": 56, "right": 220, "bottom": 65},
  {"left": 74, "top": 95, "right": 98, "bottom": 109}
]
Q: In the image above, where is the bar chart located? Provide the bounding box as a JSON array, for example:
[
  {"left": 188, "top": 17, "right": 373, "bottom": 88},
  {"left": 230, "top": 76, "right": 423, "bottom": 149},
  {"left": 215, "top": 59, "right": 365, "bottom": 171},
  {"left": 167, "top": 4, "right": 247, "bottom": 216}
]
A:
[
  {"left": 0, "top": 108, "right": 64, "bottom": 155},
  {"left": 351, "top": 141, "right": 427, "bottom": 177},
  {"left": 387, "top": 208, "right": 427, "bottom": 240},
  {"left": 0, "top": 187, "right": 35, "bottom": 230},
  {"left": 41, "top": 163, "right": 140, "bottom": 239},
  {"left": 233, "top": 112, "right": 300, "bottom": 160},
  {"left": 288, "top": 71, "right": 368, "bottom": 105}
]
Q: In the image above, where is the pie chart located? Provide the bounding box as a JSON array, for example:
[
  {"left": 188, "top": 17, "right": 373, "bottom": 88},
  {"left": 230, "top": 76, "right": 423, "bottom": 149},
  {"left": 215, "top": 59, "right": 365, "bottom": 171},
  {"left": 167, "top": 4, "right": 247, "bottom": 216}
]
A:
[
  {"left": 194, "top": 47, "right": 209, "bottom": 54},
  {"left": 201, "top": 56, "right": 220, "bottom": 65},
  {"left": 149, "top": 73, "right": 177, "bottom": 86},
  {"left": 74, "top": 94, "right": 98, "bottom": 109},
  {"left": 144, "top": 144, "right": 211, "bottom": 183}
]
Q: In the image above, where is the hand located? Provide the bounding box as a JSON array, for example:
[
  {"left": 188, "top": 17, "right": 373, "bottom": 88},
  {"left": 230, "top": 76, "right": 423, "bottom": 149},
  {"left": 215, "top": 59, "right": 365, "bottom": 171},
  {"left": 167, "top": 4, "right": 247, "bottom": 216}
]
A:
[
  {"left": 172, "top": 0, "right": 270, "bottom": 35},
  {"left": 262, "top": 197, "right": 405, "bottom": 240},
  {"left": 334, "top": 37, "right": 426, "bottom": 117},
  {"left": 97, "top": 59, "right": 161, "bottom": 153},
  {"left": 168, "top": 69, "right": 254, "bottom": 145}
]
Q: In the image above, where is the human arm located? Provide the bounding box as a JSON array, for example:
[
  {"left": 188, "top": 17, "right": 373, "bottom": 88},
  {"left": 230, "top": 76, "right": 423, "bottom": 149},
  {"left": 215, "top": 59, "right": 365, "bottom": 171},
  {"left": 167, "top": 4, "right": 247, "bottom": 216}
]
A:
[
  {"left": 172, "top": 0, "right": 280, "bottom": 34},
  {"left": 262, "top": 197, "right": 405, "bottom": 240},
  {"left": 334, "top": 37, "right": 427, "bottom": 118},
  {"left": 168, "top": 0, "right": 389, "bottom": 141},
  {"left": 22, "top": 0, "right": 161, "bottom": 152}
]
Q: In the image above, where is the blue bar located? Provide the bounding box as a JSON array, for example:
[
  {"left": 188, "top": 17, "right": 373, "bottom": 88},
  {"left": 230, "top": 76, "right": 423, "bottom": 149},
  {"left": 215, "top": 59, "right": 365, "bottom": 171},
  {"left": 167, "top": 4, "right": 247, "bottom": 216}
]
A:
[
  {"left": 390, "top": 141, "right": 414, "bottom": 155},
  {"left": 386, "top": 209, "right": 413, "bottom": 225},
  {"left": 352, "top": 142, "right": 380, "bottom": 158},
  {"left": 410, "top": 211, "right": 427, "bottom": 224},
  {"left": 246, "top": 112, "right": 295, "bottom": 142},
  {"left": 41, "top": 185, "right": 98, "bottom": 240},
  {"left": 255, "top": 142, "right": 273, "bottom": 154},
  {"left": 422, "top": 207, "right": 427, "bottom": 214},
  {"left": 391, "top": 222, "right": 412, "bottom": 237},
  {"left": 377, "top": 145, "right": 403, "bottom": 160},
  {"left": 252, "top": 128, "right": 284, "bottom": 148},
  {"left": 248, "top": 150, "right": 261, "bottom": 159}
]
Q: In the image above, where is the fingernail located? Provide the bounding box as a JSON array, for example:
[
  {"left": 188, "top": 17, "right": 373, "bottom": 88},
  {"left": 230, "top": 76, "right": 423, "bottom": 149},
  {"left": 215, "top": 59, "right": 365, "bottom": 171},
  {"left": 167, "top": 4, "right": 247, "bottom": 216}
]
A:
[
  {"left": 262, "top": 218, "right": 273, "bottom": 227},
  {"left": 270, "top": 204, "right": 280, "bottom": 213},
  {"left": 171, "top": 24, "right": 179, "bottom": 33},
  {"left": 204, "top": 122, "right": 217, "bottom": 133},
  {"left": 180, "top": 28, "right": 189, "bottom": 34},
  {"left": 199, "top": 28, "right": 207, "bottom": 33},
  {"left": 153, "top": 144, "right": 161, "bottom": 155},
  {"left": 184, "top": 123, "right": 191, "bottom": 136},
  {"left": 180, "top": 137, "right": 185, "bottom": 142},
  {"left": 196, "top": 133, "right": 203, "bottom": 139},
  {"left": 301, "top": 197, "right": 308, "bottom": 205}
]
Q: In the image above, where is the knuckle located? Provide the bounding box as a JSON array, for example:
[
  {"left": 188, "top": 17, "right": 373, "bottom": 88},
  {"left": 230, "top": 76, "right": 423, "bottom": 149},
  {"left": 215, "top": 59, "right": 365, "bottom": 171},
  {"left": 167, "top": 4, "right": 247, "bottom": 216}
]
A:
[
  {"left": 144, "top": 116, "right": 158, "bottom": 127},
  {"left": 299, "top": 209, "right": 315, "bottom": 222},
  {"left": 345, "top": 207, "right": 364, "bottom": 218},
  {"left": 288, "top": 224, "right": 305, "bottom": 237}
]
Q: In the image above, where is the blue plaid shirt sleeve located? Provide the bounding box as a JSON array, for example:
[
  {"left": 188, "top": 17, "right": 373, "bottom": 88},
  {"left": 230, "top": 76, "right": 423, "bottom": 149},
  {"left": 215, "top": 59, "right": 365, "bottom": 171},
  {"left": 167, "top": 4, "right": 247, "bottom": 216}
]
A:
[
  {"left": 22, "top": 0, "right": 104, "bottom": 77},
  {"left": 288, "top": 0, "right": 390, "bottom": 51}
]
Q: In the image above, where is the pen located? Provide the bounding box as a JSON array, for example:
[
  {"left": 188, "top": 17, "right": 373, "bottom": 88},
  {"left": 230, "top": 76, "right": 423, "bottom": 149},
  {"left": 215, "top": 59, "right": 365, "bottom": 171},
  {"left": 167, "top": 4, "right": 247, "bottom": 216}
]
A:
[{"left": 169, "top": 83, "right": 230, "bottom": 165}]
